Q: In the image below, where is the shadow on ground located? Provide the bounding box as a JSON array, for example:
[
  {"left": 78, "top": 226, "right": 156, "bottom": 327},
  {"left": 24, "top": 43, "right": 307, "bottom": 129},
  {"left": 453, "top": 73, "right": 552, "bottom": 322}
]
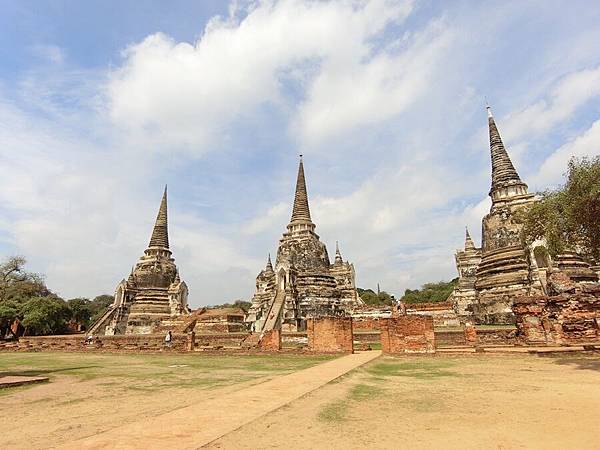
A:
[
  {"left": 0, "top": 366, "right": 99, "bottom": 377},
  {"left": 541, "top": 353, "right": 600, "bottom": 372}
]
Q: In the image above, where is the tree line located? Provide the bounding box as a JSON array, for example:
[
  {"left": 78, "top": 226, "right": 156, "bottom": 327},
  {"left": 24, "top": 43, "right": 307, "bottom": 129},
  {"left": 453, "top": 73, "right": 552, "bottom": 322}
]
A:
[{"left": 0, "top": 256, "right": 112, "bottom": 338}]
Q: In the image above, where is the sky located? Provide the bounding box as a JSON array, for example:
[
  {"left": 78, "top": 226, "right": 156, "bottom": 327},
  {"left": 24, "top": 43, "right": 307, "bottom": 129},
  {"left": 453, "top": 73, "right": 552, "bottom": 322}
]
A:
[{"left": 1, "top": 0, "right": 599, "bottom": 307}]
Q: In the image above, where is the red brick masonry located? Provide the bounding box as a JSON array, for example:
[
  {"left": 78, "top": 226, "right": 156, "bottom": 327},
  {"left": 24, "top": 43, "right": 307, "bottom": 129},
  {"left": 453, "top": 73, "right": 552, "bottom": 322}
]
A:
[
  {"left": 307, "top": 317, "right": 353, "bottom": 353},
  {"left": 258, "top": 329, "right": 281, "bottom": 351},
  {"left": 513, "top": 284, "right": 600, "bottom": 345},
  {"left": 381, "top": 316, "right": 435, "bottom": 354}
]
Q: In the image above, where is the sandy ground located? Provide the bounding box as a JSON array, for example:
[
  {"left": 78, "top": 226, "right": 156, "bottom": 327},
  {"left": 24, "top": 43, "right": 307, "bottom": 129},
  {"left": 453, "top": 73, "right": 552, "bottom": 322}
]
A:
[
  {"left": 0, "top": 352, "right": 332, "bottom": 449},
  {"left": 2, "top": 352, "right": 599, "bottom": 450},
  {"left": 208, "top": 353, "right": 600, "bottom": 450}
]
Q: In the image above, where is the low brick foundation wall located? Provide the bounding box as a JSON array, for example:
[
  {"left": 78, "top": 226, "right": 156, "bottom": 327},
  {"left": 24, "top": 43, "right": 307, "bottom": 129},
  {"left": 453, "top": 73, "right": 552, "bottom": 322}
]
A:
[
  {"left": 381, "top": 316, "right": 435, "bottom": 354},
  {"left": 17, "top": 333, "right": 191, "bottom": 352},
  {"left": 258, "top": 329, "right": 281, "bottom": 351},
  {"left": 193, "top": 333, "right": 249, "bottom": 347},
  {"left": 307, "top": 317, "right": 353, "bottom": 353},
  {"left": 513, "top": 285, "right": 600, "bottom": 345}
]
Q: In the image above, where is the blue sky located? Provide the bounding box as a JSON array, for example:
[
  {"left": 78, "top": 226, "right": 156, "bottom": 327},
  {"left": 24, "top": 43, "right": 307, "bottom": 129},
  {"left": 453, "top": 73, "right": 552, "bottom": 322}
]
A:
[{"left": 1, "top": 0, "right": 599, "bottom": 307}]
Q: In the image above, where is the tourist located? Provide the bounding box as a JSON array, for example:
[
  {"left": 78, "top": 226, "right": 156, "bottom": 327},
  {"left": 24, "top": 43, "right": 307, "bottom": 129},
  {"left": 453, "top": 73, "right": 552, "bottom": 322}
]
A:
[{"left": 165, "top": 330, "right": 172, "bottom": 348}]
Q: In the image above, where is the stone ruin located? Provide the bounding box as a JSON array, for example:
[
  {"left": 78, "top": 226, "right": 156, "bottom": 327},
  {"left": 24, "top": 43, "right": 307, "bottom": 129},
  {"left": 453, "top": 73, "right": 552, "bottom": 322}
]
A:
[
  {"left": 513, "top": 272, "right": 600, "bottom": 345},
  {"left": 449, "top": 107, "right": 598, "bottom": 324},
  {"left": 245, "top": 157, "right": 363, "bottom": 334},
  {"left": 88, "top": 187, "right": 190, "bottom": 335}
]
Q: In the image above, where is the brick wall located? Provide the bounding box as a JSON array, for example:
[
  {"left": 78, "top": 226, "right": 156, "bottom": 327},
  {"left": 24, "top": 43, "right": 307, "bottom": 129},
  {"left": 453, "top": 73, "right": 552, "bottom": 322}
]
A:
[
  {"left": 352, "top": 317, "right": 387, "bottom": 331},
  {"left": 17, "top": 333, "right": 191, "bottom": 352},
  {"left": 194, "top": 333, "right": 249, "bottom": 347},
  {"left": 258, "top": 329, "right": 281, "bottom": 351},
  {"left": 307, "top": 317, "right": 353, "bottom": 353},
  {"left": 381, "top": 316, "right": 435, "bottom": 354},
  {"left": 513, "top": 284, "right": 600, "bottom": 345}
]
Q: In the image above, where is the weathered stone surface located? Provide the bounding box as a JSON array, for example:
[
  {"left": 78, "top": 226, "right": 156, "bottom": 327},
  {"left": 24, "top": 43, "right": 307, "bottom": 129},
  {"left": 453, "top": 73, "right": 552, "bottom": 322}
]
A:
[
  {"left": 307, "top": 317, "right": 353, "bottom": 353},
  {"left": 449, "top": 229, "right": 482, "bottom": 317},
  {"left": 513, "top": 284, "right": 600, "bottom": 345},
  {"left": 174, "top": 307, "right": 246, "bottom": 334},
  {"left": 247, "top": 158, "right": 362, "bottom": 333},
  {"left": 88, "top": 187, "right": 190, "bottom": 336},
  {"left": 451, "top": 108, "right": 597, "bottom": 325},
  {"left": 381, "top": 316, "right": 435, "bottom": 354}
]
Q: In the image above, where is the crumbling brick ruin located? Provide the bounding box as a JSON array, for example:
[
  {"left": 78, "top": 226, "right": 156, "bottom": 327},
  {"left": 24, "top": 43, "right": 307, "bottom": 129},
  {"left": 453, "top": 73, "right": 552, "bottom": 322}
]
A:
[
  {"left": 246, "top": 157, "right": 363, "bottom": 334},
  {"left": 307, "top": 317, "right": 353, "bottom": 353},
  {"left": 381, "top": 316, "right": 435, "bottom": 354},
  {"left": 513, "top": 279, "right": 600, "bottom": 345},
  {"left": 450, "top": 107, "right": 598, "bottom": 324},
  {"left": 88, "top": 187, "right": 190, "bottom": 336}
]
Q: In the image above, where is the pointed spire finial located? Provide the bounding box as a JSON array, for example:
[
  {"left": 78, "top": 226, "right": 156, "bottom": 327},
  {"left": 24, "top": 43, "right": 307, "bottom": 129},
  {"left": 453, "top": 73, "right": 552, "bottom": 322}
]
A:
[
  {"left": 334, "top": 241, "right": 343, "bottom": 264},
  {"left": 266, "top": 253, "right": 273, "bottom": 272},
  {"left": 487, "top": 105, "right": 526, "bottom": 199},
  {"left": 148, "top": 186, "right": 169, "bottom": 249},
  {"left": 289, "top": 156, "right": 312, "bottom": 224},
  {"left": 465, "top": 226, "right": 475, "bottom": 250}
]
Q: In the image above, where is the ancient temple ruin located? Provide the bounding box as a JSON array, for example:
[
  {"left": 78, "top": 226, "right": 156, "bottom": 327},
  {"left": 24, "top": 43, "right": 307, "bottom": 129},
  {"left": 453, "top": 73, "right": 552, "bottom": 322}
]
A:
[
  {"left": 246, "top": 157, "right": 362, "bottom": 332},
  {"left": 451, "top": 228, "right": 482, "bottom": 317},
  {"left": 88, "top": 187, "right": 190, "bottom": 335},
  {"left": 450, "top": 107, "right": 598, "bottom": 324}
]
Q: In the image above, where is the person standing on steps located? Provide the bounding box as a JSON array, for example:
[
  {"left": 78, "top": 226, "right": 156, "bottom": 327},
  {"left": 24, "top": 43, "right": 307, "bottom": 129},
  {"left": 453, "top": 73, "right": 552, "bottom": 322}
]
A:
[{"left": 164, "top": 330, "right": 172, "bottom": 348}]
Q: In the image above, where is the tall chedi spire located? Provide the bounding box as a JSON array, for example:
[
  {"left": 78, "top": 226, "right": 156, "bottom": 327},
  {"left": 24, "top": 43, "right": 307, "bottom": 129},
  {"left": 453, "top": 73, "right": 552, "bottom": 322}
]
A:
[
  {"left": 486, "top": 106, "right": 529, "bottom": 202},
  {"left": 287, "top": 155, "right": 316, "bottom": 235},
  {"left": 290, "top": 155, "right": 312, "bottom": 224},
  {"left": 148, "top": 185, "right": 169, "bottom": 249}
]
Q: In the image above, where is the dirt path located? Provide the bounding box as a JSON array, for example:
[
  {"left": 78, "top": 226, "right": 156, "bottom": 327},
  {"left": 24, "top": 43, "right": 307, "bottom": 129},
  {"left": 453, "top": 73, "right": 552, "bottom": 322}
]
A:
[
  {"left": 58, "top": 351, "right": 381, "bottom": 450},
  {"left": 208, "top": 353, "right": 600, "bottom": 450}
]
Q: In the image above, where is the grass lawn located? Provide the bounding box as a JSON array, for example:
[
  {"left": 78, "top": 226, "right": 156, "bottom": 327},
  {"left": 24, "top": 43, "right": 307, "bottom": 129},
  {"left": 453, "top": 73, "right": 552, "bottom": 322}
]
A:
[{"left": 0, "top": 351, "right": 335, "bottom": 449}]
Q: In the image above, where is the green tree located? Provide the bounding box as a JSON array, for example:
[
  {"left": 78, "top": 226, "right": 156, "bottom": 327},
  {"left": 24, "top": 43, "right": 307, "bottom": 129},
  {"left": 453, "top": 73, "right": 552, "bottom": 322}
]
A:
[
  {"left": 521, "top": 156, "right": 600, "bottom": 261},
  {"left": 67, "top": 298, "right": 92, "bottom": 328},
  {"left": 357, "top": 288, "right": 394, "bottom": 306},
  {"left": 399, "top": 279, "right": 458, "bottom": 304},
  {"left": 21, "top": 296, "right": 71, "bottom": 336},
  {"left": 0, "top": 256, "right": 49, "bottom": 303},
  {"left": 89, "top": 295, "right": 114, "bottom": 324}
]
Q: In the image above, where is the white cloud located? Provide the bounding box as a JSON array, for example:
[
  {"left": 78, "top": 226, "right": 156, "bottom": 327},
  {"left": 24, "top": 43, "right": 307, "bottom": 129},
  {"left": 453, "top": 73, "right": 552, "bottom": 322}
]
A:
[
  {"left": 2, "top": 0, "right": 600, "bottom": 307},
  {"left": 107, "top": 0, "right": 416, "bottom": 152},
  {"left": 502, "top": 67, "right": 600, "bottom": 144},
  {"left": 531, "top": 119, "right": 600, "bottom": 188}
]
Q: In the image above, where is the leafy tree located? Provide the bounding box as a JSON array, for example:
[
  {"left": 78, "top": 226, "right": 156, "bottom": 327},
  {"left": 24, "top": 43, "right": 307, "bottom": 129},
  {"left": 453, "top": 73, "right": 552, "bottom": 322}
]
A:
[
  {"left": 67, "top": 298, "right": 92, "bottom": 328},
  {"left": 521, "top": 156, "right": 600, "bottom": 262},
  {"left": 89, "top": 295, "right": 114, "bottom": 323},
  {"left": 399, "top": 279, "right": 458, "bottom": 304},
  {"left": 0, "top": 256, "right": 49, "bottom": 303},
  {"left": 0, "top": 300, "right": 21, "bottom": 338},
  {"left": 21, "top": 296, "right": 71, "bottom": 336},
  {"left": 357, "top": 288, "right": 394, "bottom": 306}
]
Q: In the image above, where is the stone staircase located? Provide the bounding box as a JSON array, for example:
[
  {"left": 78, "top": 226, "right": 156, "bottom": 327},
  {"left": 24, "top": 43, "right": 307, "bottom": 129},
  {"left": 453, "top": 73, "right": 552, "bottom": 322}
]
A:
[
  {"left": 241, "top": 289, "right": 286, "bottom": 349},
  {"left": 261, "top": 288, "right": 286, "bottom": 332},
  {"left": 87, "top": 306, "right": 118, "bottom": 335}
]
